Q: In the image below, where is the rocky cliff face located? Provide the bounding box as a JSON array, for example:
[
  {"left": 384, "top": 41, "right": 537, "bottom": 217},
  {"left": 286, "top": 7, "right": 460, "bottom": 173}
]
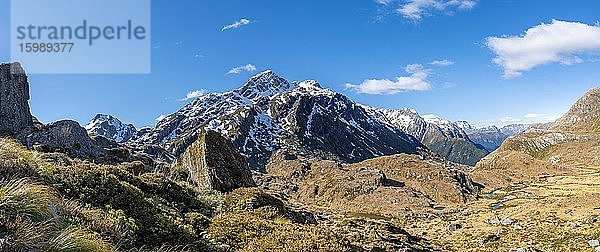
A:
[
  {"left": 173, "top": 130, "right": 255, "bottom": 192},
  {"left": 0, "top": 63, "right": 33, "bottom": 135}
]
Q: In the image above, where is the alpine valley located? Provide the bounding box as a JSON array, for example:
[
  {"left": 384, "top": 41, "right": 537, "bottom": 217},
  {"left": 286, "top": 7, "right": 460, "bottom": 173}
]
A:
[{"left": 1, "top": 62, "right": 599, "bottom": 251}]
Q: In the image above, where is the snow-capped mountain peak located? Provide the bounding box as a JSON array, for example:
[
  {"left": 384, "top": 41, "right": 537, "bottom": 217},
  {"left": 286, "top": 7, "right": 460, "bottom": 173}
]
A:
[
  {"left": 85, "top": 114, "right": 137, "bottom": 143},
  {"left": 422, "top": 114, "right": 451, "bottom": 125},
  {"left": 238, "top": 70, "right": 298, "bottom": 100},
  {"left": 132, "top": 71, "right": 496, "bottom": 168},
  {"left": 298, "top": 80, "right": 322, "bottom": 90}
]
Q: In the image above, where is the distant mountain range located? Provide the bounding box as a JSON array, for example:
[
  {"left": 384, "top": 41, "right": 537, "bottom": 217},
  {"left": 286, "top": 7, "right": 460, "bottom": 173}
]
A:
[
  {"left": 86, "top": 70, "right": 529, "bottom": 167},
  {"left": 455, "top": 122, "right": 531, "bottom": 152}
]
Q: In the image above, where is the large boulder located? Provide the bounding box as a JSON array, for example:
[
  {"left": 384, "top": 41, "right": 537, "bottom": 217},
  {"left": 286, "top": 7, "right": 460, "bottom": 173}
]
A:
[
  {"left": 20, "top": 120, "right": 104, "bottom": 158},
  {"left": 173, "top": 130, "right": 255, "bottom": 192},
  {"left": 0, "top": 62, "right": 33, "bottom": 135}
]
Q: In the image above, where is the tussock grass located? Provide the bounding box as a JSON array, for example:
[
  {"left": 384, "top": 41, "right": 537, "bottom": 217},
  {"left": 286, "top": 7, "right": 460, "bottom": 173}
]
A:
[
  {"left": 0, "top": 178, "right": 115, "bottom": 251},
  {"left": 0, "top": 138, "right": 216, "bottom": 250},
  {"left": 45, "top": 226, "right": 114, "bottom": 252}
]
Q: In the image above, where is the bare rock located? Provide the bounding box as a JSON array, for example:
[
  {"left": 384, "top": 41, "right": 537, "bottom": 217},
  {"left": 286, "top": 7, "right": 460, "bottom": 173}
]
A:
[
  {"left": 0, "top": 62, "right": 33, "bottom": 135},
  {"left": 173, "top": 130, "right": 255, "bottom": 192}
]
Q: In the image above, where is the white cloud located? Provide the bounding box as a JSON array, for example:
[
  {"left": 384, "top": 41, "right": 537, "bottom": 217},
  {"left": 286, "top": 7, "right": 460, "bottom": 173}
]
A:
[
  {"left": 181, "top": 89, "right": 206, "bottom": 101},
  {"left": 486, "top": 20, "right": 600, "bottom": 78},
  {"left": 396, "top": 0, "right": 477, "bottom": 21},
  {"left": 525, "top": 113, "right": 547, "bottom": 118},
  {"left": 345, "top": 64, "right": 432, "bottom": 94},
  {"left": 227, "top": 64, "right": 257, "bottom": 74},
  {"left": 155, "top": 114, "right": 167, "bottom": 122},
  {"left": 222, "top": 18, "right": 251, "bottom": 31},
  {"left": 430, "top": 59, "right": 454, "bottom": 66}
]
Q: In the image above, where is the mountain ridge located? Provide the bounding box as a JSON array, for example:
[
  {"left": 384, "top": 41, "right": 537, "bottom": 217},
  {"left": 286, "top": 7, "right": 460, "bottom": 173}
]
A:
[{"left": 129, "top": 70, "right": 495, "bottom": 168}]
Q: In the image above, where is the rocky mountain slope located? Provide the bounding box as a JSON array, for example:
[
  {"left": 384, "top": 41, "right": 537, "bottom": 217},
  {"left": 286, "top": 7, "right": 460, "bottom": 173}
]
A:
[
  {"left": 131, "top": 70, "right": 490, "bottom": 168},
  {"left": 552, "top": 86, "right": 600, "bottom": 132},
  {"left": 131, "top": 71, "right": 427, "bottom": 170},
  {"left": 436, "top": 86, "right": 600, "bottom": 251},
  {"left": 473, "top": 86, "right": 600, "bottom": 189},
  {"left": 6, "top": 61, "right": 600, "bottom": 251},
  {"left": 85, "top": 114, "right": 137, "bottom": 143}
]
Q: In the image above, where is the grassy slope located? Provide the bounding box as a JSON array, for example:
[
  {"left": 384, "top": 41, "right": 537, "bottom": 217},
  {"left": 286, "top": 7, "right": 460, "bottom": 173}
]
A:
[{"left": 1, "top": 138, "right": 392, "bottom": 251}]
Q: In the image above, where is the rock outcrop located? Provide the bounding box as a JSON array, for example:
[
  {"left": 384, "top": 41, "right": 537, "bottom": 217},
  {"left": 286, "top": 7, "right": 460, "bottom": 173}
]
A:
[
  {"left": 20, "top": 120, "right": 105, "bottom": 158},
  {"left": 0, "top": 62, "right": 33, "bottom": 135},
  {"left": 173, "top": 130, "right": 255, "bottom": 192}
]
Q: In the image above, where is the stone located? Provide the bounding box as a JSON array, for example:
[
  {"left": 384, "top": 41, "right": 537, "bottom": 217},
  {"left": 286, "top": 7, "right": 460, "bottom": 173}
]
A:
[
  {"left": 486, "top": 216, "right": 501, "bottom": 225},
  {"left": 589, "top": 239, "right": 600, "bottom": 248},
  {"left": 447, "top": 223, "right": 462, "bottom": 232},
  {"left": 173, "top": 129, "right": 255, "bottom": 192},
  {"left": 0, "top": 62, "right": 33, "bottom": 135},
  {"left": 501, "top": 217, "right": 515, "bottom": 226}
]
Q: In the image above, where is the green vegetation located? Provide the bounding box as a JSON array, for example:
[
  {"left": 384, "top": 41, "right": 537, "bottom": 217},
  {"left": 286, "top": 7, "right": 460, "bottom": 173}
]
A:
[
  {"left": 0, "top": 178, "right": 114, "bottom": 251},
  {"left": 0, "top": 139, "right": 360, "bottom": 251},
  {"left": 0, "top": 138, "right": 215, "bottom": 250}
]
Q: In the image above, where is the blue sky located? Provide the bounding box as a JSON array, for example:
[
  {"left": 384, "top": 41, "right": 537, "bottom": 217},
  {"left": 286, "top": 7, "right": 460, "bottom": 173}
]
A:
[{"left": 1, "top": 0, "right": 600, "bottom": 128}]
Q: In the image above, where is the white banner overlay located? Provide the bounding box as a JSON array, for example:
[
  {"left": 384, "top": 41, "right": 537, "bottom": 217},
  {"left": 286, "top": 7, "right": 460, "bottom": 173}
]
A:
[{"left": 10, "top": 0, "right": 151, "bottom": 74}]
